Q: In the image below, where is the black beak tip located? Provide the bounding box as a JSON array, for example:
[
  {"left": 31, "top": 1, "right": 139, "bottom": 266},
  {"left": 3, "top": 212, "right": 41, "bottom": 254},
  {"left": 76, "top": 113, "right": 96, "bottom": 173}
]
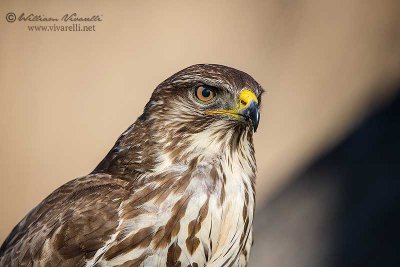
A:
[
  {"left": 241, "top": 101, "right": 260, "bottom": 133},
  {"left": 252, "top": 109, "right": 260, "bottom": 132}
]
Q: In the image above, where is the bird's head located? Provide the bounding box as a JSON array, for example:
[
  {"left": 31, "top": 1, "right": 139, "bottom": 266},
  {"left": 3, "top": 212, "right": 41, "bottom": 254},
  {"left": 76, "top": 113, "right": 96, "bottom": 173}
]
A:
[
  {"left": 142, "top": 64, "right": 264, "bottom": 138},
  {"left": 93, "top": 64, "right": 264, "bottom": 175}
]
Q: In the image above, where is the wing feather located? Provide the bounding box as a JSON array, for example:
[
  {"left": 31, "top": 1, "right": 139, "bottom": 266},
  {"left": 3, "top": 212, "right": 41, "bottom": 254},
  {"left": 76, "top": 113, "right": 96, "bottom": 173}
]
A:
[{"left": 0, "top": 174, "right": 129, "bottom": 266}]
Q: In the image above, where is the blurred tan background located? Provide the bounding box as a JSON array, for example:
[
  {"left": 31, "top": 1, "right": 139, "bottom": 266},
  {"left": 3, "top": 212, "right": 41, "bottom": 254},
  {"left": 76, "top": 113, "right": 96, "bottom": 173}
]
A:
[{"left": 1, "top": 0, "right": 400, "bottom": 265}]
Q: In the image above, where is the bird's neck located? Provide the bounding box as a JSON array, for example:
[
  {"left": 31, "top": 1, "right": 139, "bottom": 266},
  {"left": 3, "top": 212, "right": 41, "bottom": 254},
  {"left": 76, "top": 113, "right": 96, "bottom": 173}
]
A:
[{"left": 92, "top": 117, "right": 256, "bottom": 183}]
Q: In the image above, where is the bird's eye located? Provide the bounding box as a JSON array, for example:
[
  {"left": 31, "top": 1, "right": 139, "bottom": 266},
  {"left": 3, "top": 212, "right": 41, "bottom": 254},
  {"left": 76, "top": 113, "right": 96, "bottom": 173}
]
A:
[{"left": 195, "top": 86, "right": 216, "bottom": 102}]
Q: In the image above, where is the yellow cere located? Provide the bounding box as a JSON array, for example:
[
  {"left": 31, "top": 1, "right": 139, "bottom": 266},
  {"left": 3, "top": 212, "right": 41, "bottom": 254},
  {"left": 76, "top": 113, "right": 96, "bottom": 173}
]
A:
[{"left": 239, "top": 89, "right": 258, "bottom": 110}]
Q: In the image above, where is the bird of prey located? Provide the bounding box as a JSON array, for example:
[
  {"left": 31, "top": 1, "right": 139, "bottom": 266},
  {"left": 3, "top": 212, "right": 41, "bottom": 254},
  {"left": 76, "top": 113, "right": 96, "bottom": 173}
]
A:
[{"left": 0, "top": 64, "right": 264, "bottom": 267}]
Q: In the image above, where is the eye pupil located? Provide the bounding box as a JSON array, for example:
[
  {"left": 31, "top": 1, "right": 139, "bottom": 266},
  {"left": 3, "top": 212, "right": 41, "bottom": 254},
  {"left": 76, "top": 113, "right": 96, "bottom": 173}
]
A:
[{"left": 202, "top": 89, "right": 211, "bottom": 98}]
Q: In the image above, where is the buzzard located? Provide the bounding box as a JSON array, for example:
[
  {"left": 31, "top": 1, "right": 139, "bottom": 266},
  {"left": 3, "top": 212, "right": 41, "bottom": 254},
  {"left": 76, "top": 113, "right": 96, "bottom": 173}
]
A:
[{"left": 0, "top": 64, "right": 264, "bottom": 266}]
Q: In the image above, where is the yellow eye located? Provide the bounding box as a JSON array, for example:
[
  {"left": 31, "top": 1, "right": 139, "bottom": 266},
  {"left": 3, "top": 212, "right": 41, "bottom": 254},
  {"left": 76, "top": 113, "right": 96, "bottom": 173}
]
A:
[{"left": 196, "top": 86, "right": 216, "bottom": 102}]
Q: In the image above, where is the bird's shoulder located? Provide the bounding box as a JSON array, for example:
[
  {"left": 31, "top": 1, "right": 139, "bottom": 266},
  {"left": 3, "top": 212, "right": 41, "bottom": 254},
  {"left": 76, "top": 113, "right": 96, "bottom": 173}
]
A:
[{"left": 0, "top": 173, "right": 131, "bottom": 266}]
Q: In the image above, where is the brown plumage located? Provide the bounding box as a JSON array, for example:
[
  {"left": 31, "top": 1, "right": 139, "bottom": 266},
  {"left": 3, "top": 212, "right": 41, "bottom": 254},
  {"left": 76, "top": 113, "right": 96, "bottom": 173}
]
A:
[{"left": 0, "top": 64, "right": 264, "bottom": 266}]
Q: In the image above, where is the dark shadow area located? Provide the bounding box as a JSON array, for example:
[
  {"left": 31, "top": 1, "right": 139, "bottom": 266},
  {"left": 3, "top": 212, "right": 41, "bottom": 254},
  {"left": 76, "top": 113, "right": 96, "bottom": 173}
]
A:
[{"left": 251, "top": 87, "right": 400, "bottom": 267}]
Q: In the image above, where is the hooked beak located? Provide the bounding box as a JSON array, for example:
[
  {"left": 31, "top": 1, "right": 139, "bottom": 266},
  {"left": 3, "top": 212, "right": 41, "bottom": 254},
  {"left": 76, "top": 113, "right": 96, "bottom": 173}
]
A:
[
  {"left": 238, "top": 89, "right": 260, "bottom": 132},
  {"left": 239, "top": 98, "right": 260, "bottom": 132},
  {"left": 207, "top": 89, "right": 260, "bottom": 132}
]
